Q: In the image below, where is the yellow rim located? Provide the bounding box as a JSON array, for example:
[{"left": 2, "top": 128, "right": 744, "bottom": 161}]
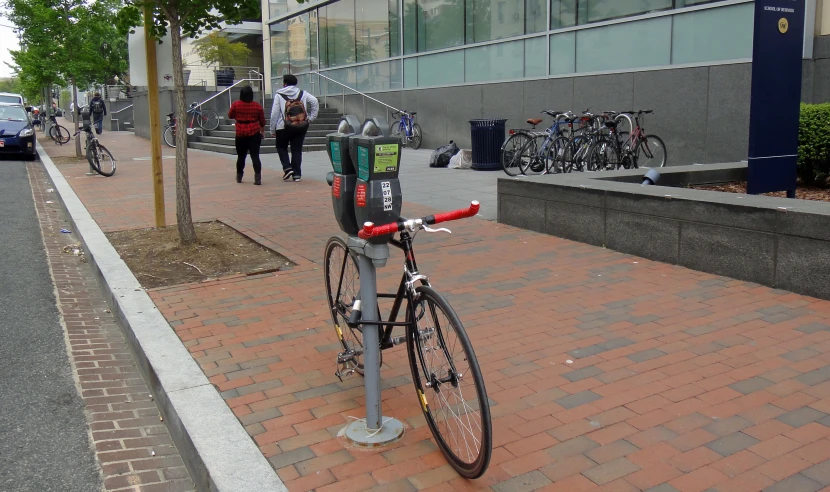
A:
[{"left": 418, "top": 389, "right": 428, "bottom": 411}]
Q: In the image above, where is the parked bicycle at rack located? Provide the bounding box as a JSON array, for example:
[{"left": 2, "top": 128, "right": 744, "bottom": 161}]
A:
[
  {"left": 162, "top": 102, "right": 220, "bottom": 148},
  {"left": 325, "top": 202, "right": 492, "bottom": 479},
  {"left": 389, "top": 110, "right": 422, "bottom": 149}
]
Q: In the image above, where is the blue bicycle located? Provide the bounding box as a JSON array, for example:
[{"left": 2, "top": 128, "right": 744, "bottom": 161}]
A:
[
  {"left": 513, "top": 111, "right": 573, "bottom": 175},
  {"left": 390, "top": 110, "right": 422, "bottom": 149}
]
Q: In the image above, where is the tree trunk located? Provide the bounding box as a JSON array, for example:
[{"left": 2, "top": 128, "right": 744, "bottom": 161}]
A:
[
  {"left": 72, "top": 80, "right": 81, "bottom": 158},
  {"left": 169, "top": 19, "right": 197, "bottom": 244}
]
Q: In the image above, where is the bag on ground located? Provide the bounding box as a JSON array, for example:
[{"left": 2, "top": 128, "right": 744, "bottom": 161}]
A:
[
  {"left": 448, "top": 149, "right": 473, "bottom": 169},
  {"left": 429, "top": 141, "right": 460, "bottom": 168}
]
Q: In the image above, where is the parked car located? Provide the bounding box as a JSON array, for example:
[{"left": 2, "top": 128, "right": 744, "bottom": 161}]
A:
[
  {"left": 0, "top": 92, "right": 25, "bottom": 105},
  {"left": 0, "top": 103, "right": 37, "bottom": 160}
]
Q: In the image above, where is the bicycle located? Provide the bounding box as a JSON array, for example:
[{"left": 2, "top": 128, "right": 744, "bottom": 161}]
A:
[
  {"left": 163, "top": 103, "right": 220, "bottom": 147},
  {"left": 74, "top": 125, "right": 116, "bottom": 177},
  {"left": 621, "top": 110, "right": 666, "bottom": 168},
  {"left": 389, "top": 110, "right": 422, "bottom": 149},
  {"left": 47, "top": 114, "right": 71, "bottom": 145},
  {"left": 324, "top": 202, "right": 492, "bottom": 479},
  {"left": 500, "top": 111, "right": 566, "bottom": 176}
]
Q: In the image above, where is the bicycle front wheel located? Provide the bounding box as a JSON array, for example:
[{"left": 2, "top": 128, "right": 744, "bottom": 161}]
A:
[
  {"left": 163, "top": 126, "right": 177, "bottom": 148},
  {"left": 410, "top": 123, "right": 422, "bottom": 149},
  {"left": 500, "top": 132, "right": 530, "bottom": 177},
  {"left": 519, "top": 135, "right": 547, "bottom": 176},
  {"left": 90, "top": 144, "right": 116, "bottom": 177},
  {"left": 406, "top": 285, "right": 492, "bottom": 479},
  {"left": 635, "top": 134, "right": 667, "bottom": 168},
  {"left": 51, "top": 125, "right": 71, "bottom": 145},
  {"left": 198, "top": 109, "right": 220, "bottom": 131},
  {"left": 389, "top": 120, "right": 403, "bottom": 142}
]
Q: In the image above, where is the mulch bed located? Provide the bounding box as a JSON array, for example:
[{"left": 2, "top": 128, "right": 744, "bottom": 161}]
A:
[{"left": 692, "top": 181, "right": 830, "bottom": 202}]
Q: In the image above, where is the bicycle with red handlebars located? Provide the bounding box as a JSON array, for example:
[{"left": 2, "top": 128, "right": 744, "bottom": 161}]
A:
[{"left": 324, "top": 201, "right": 492, "bottom": 479}]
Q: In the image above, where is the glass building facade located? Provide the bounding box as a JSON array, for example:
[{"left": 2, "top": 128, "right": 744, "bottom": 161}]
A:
[{"left": 267, "top": 0, "right": 756, "bottom": 94}]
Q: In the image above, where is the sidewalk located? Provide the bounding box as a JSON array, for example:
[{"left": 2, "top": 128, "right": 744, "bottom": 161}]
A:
[{"left": 42, "top": 130, "right": 830, "bottom": 492}]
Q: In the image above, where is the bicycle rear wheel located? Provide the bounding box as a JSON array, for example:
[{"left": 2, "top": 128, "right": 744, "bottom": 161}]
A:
[
  {"left": 588, "top": 137, "right": 621, "bottom": 171},
  {"left": 198, "top": 109, "right": 220, "bottom": 131},
  {"left": 90, "top": 143, "right": 116, "bottom": 177},
  {"left": 406, "top": 285, "right": 491, "bottom": 479},
  {"left": 163, "top": 126, "right": 177, "bottom": 148},
  {"left": 324, "top": 237, "right": 382, "bottom": 374},
  {"left": 410, "top": 124, "right": 423, "bottom": 149},
  {"left": 635, "top": 134, "right": 667, "bottom": 168},
  {"left": 500, "top": 132, "right": 529, "bottom": 176}
]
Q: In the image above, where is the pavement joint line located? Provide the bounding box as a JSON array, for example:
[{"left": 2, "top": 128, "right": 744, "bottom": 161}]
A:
[{"left": 36, "top": 141, "right": 287, "bottom": 492}]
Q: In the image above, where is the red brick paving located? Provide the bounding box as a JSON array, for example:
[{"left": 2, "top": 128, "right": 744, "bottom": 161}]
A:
[
  {"left": 41, "top": 128, "right": 830, "bottom": 491},
  {"left": 28, "top": 158, "right": 194, "bottom": 491}
]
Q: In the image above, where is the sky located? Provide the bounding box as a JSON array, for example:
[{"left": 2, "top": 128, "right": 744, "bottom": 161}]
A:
[{"left": 0, "top": 21, "right": 20, "bottom": 79}]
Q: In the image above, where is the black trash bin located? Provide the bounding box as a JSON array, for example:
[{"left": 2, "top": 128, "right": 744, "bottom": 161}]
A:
[{"left": 469, "top": 119, "right": 507, "bottom": 170}]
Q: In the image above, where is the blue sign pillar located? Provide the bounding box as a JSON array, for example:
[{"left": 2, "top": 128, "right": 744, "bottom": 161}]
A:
[{"left": 747, "top": 0, "right": 805, "bottom": 198}]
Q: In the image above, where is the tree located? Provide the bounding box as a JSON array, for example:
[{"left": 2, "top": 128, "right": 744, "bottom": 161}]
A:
[
  {"left": 193, "top": 32, "right": 252, "bottom": 67},
  {"left": 6, "top": 0, "right": 130, "bottom": 157},
  {"left": 116, "top": 0, "right": 260, "bottom": 244},
  {"left": 0, "top": 77, "right": 22, "bottom": 94}
]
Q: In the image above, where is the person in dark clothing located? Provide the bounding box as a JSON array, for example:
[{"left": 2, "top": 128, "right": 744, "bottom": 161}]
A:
[
  {"left": 89, "top": 92, "right": 107, "bottom": 134},
  {"left": 228, "top": 86, "right": 266, "bottom": 185},
  {"left": 269, "top": 74, "right": 319, "bottom": 182}
]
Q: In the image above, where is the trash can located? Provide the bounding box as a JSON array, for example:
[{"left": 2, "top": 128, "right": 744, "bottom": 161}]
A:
[{"left": 469, "top": 119, "right": 507, "bottom": 170}]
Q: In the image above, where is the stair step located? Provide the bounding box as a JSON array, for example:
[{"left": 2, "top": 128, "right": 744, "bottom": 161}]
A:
[
  {"left": 188, "top": 141, "right": 324, "bottom": 154},
  {"left": 217, "top": 123, "right": 339, "bottom": 132},
  {"left": 206, "top": 129, "right": 337, "bottom": 139},
  {"left": 195, "top": 135, "right": 329, "bottom": 145}
]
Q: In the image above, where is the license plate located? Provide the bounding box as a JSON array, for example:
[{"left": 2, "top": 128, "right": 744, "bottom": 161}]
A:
[{"left": 0, "top": 140, "right": 5, "bottom": 148}]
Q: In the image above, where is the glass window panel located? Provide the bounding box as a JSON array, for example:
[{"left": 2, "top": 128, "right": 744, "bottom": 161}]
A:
[
  {"left": 465, "top": 39, "right": 523, "bottom": 83},
  {"left": 309, "top": 10, "right": 318, "bottom": 71},
  {"left": 325, "top": 0, "right": 357, "bottom": 67},
  {"left": 355, "top": 60, "right": 403, "bottom": 91},
  {"left": 418, "top": 0, "right": 464, "bottom": 51},
  {"left": 403, "top": 0, "right": 418, "bottom": 55},
  {"left": 404, "top": 57, "right": 418, "bottom": 87},
  {"left": 524, "top": 36, "right": 546, "bottom": 77},
  {"left": 550, "top": 0, "right": 576, "bottom": 29},
  {"left": 526, "top": 0, "right": 547, "bottom": 34},
  {"left": 465, "top": 0, "right": 524, "bottom": 44},
  {"left": 287, "top": 13, "right": 312, "bottom": 73},
  {"left": 576, "top": 16, "right": 671, "bottom": 72},
  {"left": 270, "top": 23, "right": 290, "bottom": 77},
  {"left": 672, "top": 3, "right": 754, "bottom": 65},
  {"left": 318, "top": 6, "right": 328, "bottom": 68},
  {"left": 676, "top": 0, "right": 722, "bottom": 7},
  {"left": 270, "top": 0, "right": 327, "bottom": 21},
  {"left": 417, "top": 51, "right": 464, "bottom": 86},
  {"left": 389, "top": 0, "right": 401, "bottom": 56},
  {"left": 549, "top": 31, "right": 575, "bottom": 75},
  {"left": 579, "top": 0, "right": 672, "bottom": 24},
  {"left": 356, "top": 0, "right": 391, "bottom": 62}
]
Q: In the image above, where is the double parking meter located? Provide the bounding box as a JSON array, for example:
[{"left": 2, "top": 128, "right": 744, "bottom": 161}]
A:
[
  {"left": 326, "top": 116, "right": 403, "bottom": 244},
  {"left": 80, "top": 106, "right": 92, "bottom": 133},
  {"left": 327, "top": 115, "right": 362, "bottom": 236},
  {"left": 351, "top": 118, "right": 402, "bottom": 244}
]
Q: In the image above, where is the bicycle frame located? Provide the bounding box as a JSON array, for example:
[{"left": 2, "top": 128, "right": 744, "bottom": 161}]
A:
[{"left": 395, "top": 113, "right": 415, "bottom": 140}]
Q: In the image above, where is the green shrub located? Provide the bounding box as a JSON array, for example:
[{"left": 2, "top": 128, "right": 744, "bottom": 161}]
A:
[{"left": 798, "top": 102, "right": 830, "bottom": 186}]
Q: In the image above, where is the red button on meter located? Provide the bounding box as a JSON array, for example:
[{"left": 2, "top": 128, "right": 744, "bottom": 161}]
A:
[{"left": 356, "top": 183, "right": 367, "bottom": 207}]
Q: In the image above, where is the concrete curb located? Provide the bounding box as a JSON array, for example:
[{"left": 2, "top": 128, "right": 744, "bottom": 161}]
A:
[{"left": 36, "top": 142, "right": 287, "bottom": 492}]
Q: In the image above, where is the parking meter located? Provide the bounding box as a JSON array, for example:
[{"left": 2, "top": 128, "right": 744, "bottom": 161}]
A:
[
  {"left": 327, "top": 115, "right": 362, "bottom": 236},
  {"left": 81, "top": 106, "right": 92, "bottom": 133},
  {"left": 350, "top": 117, "right": 403, "bottom": 244}
]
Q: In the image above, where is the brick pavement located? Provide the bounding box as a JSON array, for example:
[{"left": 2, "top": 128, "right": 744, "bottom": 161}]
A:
[
  {"left": 41, "top": 129, "right": 830, "bottom": 492},
  {"left": 28, "top": 157, "right": 194, "bottom": 492}
]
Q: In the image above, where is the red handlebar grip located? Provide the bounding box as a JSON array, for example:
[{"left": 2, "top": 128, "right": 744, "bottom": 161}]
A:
[
  {"left": 429, "top": 201, "right": 480, "bottom": 225},
  {"left": 358, "top": 221, "right": 399, "bottom": 239}
]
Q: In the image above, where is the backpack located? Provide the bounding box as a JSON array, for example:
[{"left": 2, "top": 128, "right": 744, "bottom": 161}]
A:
[
  {"left": 429, "top": 141, "right": 460, "bottom": 168},
  {"left": 280, "top": 91, "right": 309, "bottom": 130},
  {"left": 91, "top": 99, "right": 105, "bottom": 114}
]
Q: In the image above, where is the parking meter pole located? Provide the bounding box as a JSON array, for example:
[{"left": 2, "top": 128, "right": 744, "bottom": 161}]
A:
[
  {"left": 343, "top": 238, "right": 404, "bottom": 446},
  {"left": 357, "top": 253, "right": 382, "bottom": 430}
]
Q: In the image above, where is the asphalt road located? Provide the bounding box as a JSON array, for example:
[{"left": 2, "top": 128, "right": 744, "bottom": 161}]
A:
[{"left": 0, "top": 158, "right": 101, "bottom": 491}]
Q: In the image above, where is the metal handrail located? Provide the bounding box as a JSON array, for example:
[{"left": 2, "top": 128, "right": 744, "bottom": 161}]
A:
[
  {"left": 110, "top": 104, "right": 134, "bottom": 115},
  {"left": 195, "top": 74, "right": 266, "bottom": 112},
  {"left": 309, "top": 71, "right": 403, "bottom": 123},
  {"left": 110, "top": 104, "right": 134, "bottom": 132}
]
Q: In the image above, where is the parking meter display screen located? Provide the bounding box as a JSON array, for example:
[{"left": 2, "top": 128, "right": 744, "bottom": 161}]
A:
[
  {"left": 330, "top": 141, "right": 342, "bottom": 172},
  {"left": 357, "top": 146, "right": 370, "bottom": 181},
  {"left": 374, "top": 144, "right": 399, "bottom": 174}
]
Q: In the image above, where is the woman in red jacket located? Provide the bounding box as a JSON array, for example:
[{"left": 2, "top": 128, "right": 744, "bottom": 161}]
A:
[{"left": 228, "top": 86, "right": 266, "bottom": 185}]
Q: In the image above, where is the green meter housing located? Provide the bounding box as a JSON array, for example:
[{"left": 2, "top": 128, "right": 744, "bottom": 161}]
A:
[
  {"left": 351, "top": 118, "right": 403, "bottom": 244},
  {"left": 327, "top": 115, "right": 362, "bottom": 236}
]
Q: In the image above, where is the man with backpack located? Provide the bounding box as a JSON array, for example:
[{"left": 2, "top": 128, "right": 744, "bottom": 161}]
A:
[
  {"left": 270, "top": 74, "right": 319, "bottom": 182},
  {"left": 89, "top": 92, "right": 107, "bottom": 134}
]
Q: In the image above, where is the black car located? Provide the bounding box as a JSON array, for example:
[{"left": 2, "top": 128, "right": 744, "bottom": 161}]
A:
[{"left": 0, "top": 103, "right": 37, "bottom": 160}]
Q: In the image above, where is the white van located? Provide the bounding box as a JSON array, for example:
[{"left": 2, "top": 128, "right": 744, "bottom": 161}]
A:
[{"left": 0, "top": 92, "right": 25, "bottom": 105}]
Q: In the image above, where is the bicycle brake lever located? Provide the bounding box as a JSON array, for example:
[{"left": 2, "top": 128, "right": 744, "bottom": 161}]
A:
[{"left": 423, "top": 226, "right": 451, "bottom": 234}]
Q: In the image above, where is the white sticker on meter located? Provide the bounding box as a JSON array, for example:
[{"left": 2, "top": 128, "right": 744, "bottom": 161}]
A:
[{"left": 381, "top": 181, "right": 392, "bottom": 211}]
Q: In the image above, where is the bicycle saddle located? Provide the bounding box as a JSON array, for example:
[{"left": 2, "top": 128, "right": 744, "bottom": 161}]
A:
[
  {"left": 527, "top": 118, "right": 543, "bottom": 125},
  {"left": 604, "top": 120, "right": 618, "bottom": 129},
  {"left": 410, "top": 112, "right": 417, "bottom": 115},
  {"left": 189, "top": 102, "right": 198, "bottom": 108},
  {"left": 542, "top": 110, "right": 563, "bottom": 117}
]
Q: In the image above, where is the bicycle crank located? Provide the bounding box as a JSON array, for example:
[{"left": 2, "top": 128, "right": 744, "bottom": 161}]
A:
[{"left": 335, "top": 349, "right": 360, "bottom": 381}]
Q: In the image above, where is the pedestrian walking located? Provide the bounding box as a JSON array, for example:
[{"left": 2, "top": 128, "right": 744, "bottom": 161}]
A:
[
  {"left": 270, "top": 74, "right": 319, "bottom": 182},
  {"left": 89, "top": 92, "right": 107, "bottom": 134},
  {"left": 228, "top": 86, "right": 266, "bottom": 185}
]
